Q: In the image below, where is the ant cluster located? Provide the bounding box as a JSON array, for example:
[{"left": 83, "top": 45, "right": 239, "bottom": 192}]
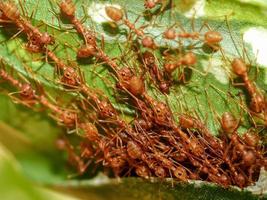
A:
[{"left": 0, "top": 0, "right": 266, "bottom": 189}]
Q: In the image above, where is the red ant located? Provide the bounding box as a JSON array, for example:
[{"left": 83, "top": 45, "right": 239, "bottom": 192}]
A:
[
  {"left": 105, "top": 6, "right": 157, "bottom": 49},
  {"left": 59, "top": 0, "right": 97, "bottom": 57},
  {"left": 56, "top": 137, "right": 92, "bottom": 174},
  {"left": 46, "top": 49, "right": 82, "bottom": 87},
  {"left": 0, "top": 1, "right": 55, "bottom": 52},
  {"left": 0, "top": 67, "right": 36, "bottom": 106},
  {"left": 0, "top": 66, "right": 77, "bottom": 128},
  {"left": 105, "top": 6, "right": 144, "bottom": 37},
  {"left": 144, "top": 0, "right": 162, "bottom": 9},
  {"left": 141, "top": 51, "right": 170, "bottom": 93},
  {"left": 163, "top": 20, "right": 223, "bottom": 50},
  {"left": 164, "top": 51, "right": 197, "bottom": 83},
  {"left": 38, "top": 95, "right": 78, "bottom": 127},
  {"left": 231, "top": 58, "right": 266, "bottom": 125},
  {"left": 116, "top": 67, "right": 146, "bottom": 97}
]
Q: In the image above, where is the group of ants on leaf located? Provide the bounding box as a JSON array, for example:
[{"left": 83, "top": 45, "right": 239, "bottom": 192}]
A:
[{"left": 0, "top": 0, "right": 266, "bottom": 189}]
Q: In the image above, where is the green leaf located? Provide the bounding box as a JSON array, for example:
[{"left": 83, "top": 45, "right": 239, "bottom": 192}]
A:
[{"left": 0, "top": 143, "right": 79, "bottom": 200}]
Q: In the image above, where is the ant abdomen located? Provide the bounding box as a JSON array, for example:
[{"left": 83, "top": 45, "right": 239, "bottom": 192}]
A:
[
  {"left": 127, "top": 141, "right": 142, "bottom": 159},
  {"left": 234, "top": 173, "right": 246, "bottom": 188},
  {"left": 135, "top": 165, "right": 150, "bottom": 178},
  {"left": 128, "top": 76, "right": 145, "bottom": 96},
  {"left": 181, "top": 52, "right": 197, "bottom": 66},
  {"left": 77, "top": 45, "right": 96, "bottom": 58},
  {"left": 154, "top": 166, "right": 166, "bottom": 178},
  {"left": 231, "top": 58, "right": 247, "bottom": 77},
  {"left": 204, "top": 31, "right": 223, "bottom": 45},
  {"left": 179, "top": 115, "right": 194, "bottom": 129},
  {"left": 173, "top": 166, "right": 188, "bottom": 181},
  {"left": 60, "top": 0, "right": 76, "bottom": 18},
  {"left": 243, "top": 132, "right": 259, "bottom": 147},
  {"left": 20, "top": 83, "right": 35, "bottom": 99},
  {"left": 80, "top": 122, "right": 99, "bottom": 142},
  {"left": 163, "top": 28, "right": 176, "bottom": 40},
  {"left": 142, "top": 36, "right": 156, "bottom": 49},
  {"left": 105, "top": 6, "right": 123, "bottom": 22},
  {"left": 242, "top": 150, "right": 256, "bottom": 167},
  {"left": 0, "top": 1, "right": 20, "bottom": 21},
  {"left": 221, "top": 112, "right": 239, "bottom": 134}
]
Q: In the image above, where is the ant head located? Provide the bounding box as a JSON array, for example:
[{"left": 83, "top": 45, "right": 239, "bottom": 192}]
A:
[
  {"left": 250, "top": 93, "right": 264, "bottom": 113},
  {"left": 154, "top": 102, "right": 167, "bottom": 114},
  {"left": 105, "top": 6, "right": 124, "bottom": 22},
  {"left": 63, "top": 67, "right": 76, "bottom": 79},
  {"left": 98, "top": 101, "right": 117, "bottom": 119},
  {"left": 40, "top": 32, "right": 55, "bottom": 45},
  {"left": 61, "top": 110, "right": 77, "bottom": 126},
  {"left": 173, "top": 167, "right": 187, "bottom": 180},
  {"left": 143, "top": 51, "right": 155, "bottom": 66},
  {"left": 60, "top": 0, "right": 75, "bottom": 18},
  {"left": 118, "top": 67, "right": 133, "bottom": 80},
  {"left": 179, "top": 115, "right": 194, "bottom": 129},
  {"left": 159, "top": 81, "right": 170, "bottom": 94},
  {"left": 155, "top": 166, "right": 166, "bottom": 178},
  {"left": 85, "top": 33, "right": 96, "bottom": 46},
  {"left": 135, "top": 118, "right": 152, "bottom": 130},
  {"left": 135, "top": 165, "right": 150, "bottom": 178},
  {"left": 164, "top": 63, "right": 177, "bottom": 74},
  {"left": 20, "top": 83, "right": 35, "bottom": 99},
  {"left": 55, "top": 138, "right": 67, "bottom": 150},
  {"left": 109, "top": 157, "right": 126, "bottom": 169},
  {"left": 80, "top": 141, "right": 94, "bottom": 158}
]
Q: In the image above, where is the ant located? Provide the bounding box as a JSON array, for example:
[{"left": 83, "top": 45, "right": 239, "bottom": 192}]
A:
[
  {"left": 0, "top": 66, "right": 36, "bottom": 106},
  {"left": 105, "top": 6, "right": 144, "bottom": 37},
  {"left": 144, "top": 0, "right": 162, "bottom": 9},
  {"left": 141, "top": 51, "right": 170, "bottom": 93},
  {"left": 59, "top": 0, "right": 98, "bottom": 57},
  {"left": 38, "top": 94, "right": 78, "bottom": 127},
  {"left": 231, "top": 58, "right": 266, "bottom": 125},
  {"left": 0, "top": 65, "right": 78, "bottom": 128},
  {"left": 163, "top": 18, "right": 223, "bottom": 51},
  {"left": 56, "top": 137, "right": 92, "bottom": 175},
  {"left": 0, "top": 1, "right": 55, "bottom": 52},
  {"left": 164, "top": 51, "right": 197, "bottom": 83},
  {"left": 105, "top": 6, "right": 157, "bottom": 49}
]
